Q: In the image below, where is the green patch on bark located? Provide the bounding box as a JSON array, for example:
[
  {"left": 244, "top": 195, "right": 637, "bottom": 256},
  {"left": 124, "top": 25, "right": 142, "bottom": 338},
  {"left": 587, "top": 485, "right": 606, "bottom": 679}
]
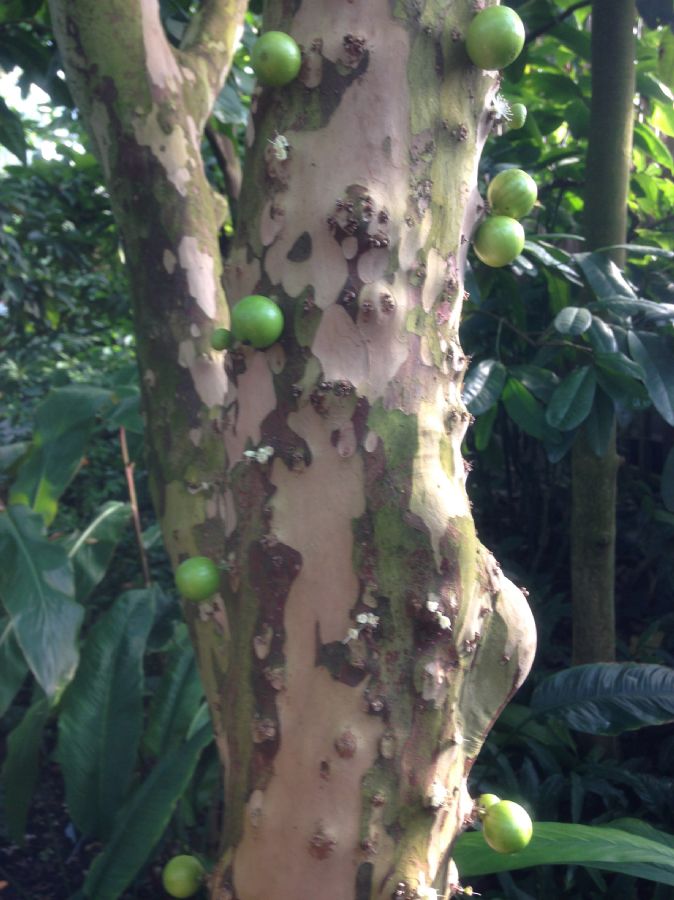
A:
[{"left": 367, "top": 403, "right": 418, "bottom": 473}]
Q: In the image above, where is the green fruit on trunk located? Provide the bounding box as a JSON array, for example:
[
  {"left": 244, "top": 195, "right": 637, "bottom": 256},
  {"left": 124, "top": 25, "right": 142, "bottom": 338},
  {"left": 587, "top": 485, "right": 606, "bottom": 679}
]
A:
[
  {"left": 465, "top": 6, "right": 525, "bottom": 71},
  {"left": 211, "top": 327, "right": 233, "bottom": 351},
  {"left": 473, "top": 216, "right": 525, "bottom": 268},
  {"left": 231, "top": 295, "right": 284, "bottom": 349},
  {"left": 487, "top": 168, "right": 537, "bottom": 220},
  {"left": 162, "top": 855, "right": 204, "bottom": 898},
  {"left": 477, "top": 793, "right": 501, "bottom": 820},
  {"left": 251, "top": 31, "right": 301, "bottom": 87},
  {"left": 482, "top": 800, "right": 533, "bottom": 854},
  {"left": 175, "top": 557, "right": 220, "bottom": 603},
  {"left": 508, "top": 102, "right": 527, "bottom": 130}
]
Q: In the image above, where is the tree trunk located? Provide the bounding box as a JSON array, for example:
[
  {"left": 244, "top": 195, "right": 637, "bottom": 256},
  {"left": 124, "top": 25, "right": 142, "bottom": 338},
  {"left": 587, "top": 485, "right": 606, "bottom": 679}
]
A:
[
  {"left": 571, "top": 0, "right": 636, "bottom": 668},
  {"left": 48, "top": 1, "right": 536, "bottom": 898}
]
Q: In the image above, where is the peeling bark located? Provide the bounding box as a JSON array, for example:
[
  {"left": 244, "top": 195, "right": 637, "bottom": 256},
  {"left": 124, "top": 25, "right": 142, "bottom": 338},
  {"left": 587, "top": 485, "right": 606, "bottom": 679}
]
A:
[{"left": 49, "top": 1, "right": 536, "bottom": 898}]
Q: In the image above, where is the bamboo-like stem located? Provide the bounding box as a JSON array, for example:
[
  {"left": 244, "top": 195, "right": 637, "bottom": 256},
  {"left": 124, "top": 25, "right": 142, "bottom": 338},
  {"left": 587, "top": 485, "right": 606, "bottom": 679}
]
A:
[{"left": 120, "top": 427, "right": 152, "bottom": 588}]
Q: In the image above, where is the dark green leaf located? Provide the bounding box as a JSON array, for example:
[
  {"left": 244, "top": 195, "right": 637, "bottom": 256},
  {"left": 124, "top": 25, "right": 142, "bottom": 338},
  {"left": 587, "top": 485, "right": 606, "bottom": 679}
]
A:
[
  {"left": 57, "top": 589, "right": 155, "bottom": 839},
  {"left": 0, "top": 0, "right": 43, "bottom": 23},
  {"left": 0, "top": 698, "right": 51, "bottom": 843},
  {"left": 0, "top": 505, "right": 81, "bottom": 698},
  {"left": 661, "top": 447, "right": 674, "bottom": 512},
  {"left": 553, "top": 307, "right": 592, "bottom": 336},
  {"left": 463, "top": 359, "right": 507, "bottom": 414},
  {"left": 502, "top": 378, "right": 547, "bottom": 440},
  {"left": 82, "top": 725, "right": 212, "bottom": 900},
  {"left": 595, "top": 351, "right": 645, "bottom": 381},
  {"left": 658, "top": 28, "right": 674, "bottom": 87},
  {"left": 508, "top": 365, "right": 560, "bottom": 403},
  {"left": 628, "top": 331, "right": 674, "bottom": 425},
  {"left": 67, "top": 501, "right": 131, "bottom": 603},
  {"left": 454, "top": 821, "right": 674, "bottom": 884},
  {"left": 0, "top": 617, "right": 28, "bottom": 717},
  {"left": 575, "top": 252, "right": 637, "bottom": 302},
  {"left": 583, "top": 388, "right": 615, "bottom": 458},
  {"left": 586, "top": 317, "right": 618, "bottom": 354},
  {"left": 0, "top": 97, "right": 27, "bottom": 163},
  {"left": 530, "top": 663, "right": 674, "bottom": 735},
  {"left": 545, "top": 366, "right": 596, "bottom": 431},
  {"left": 471, "top": 403, "right": 497, "bottom": 452}
]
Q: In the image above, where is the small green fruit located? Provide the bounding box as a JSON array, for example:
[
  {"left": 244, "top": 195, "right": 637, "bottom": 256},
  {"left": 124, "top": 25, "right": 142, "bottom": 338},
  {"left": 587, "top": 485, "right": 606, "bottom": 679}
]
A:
[
  {"left": 508, "top": 102, "right": 527, "bottom": 130},
  {"left": 211, "top": 327, "right": 233, "bottom": 351},
  {"left": 473, "top": 216, "right": 525, "bottom": 268},
  {"left": 477, "top": 793, "right": 501, "bottom": 820},
  {"left": 231, "top": 295, "right": 284, "bottom": 349},
  {"left": 175, "top": 557, "right": 220, "bottom": 603},
  {"left": 482, "top": 800, "right": 533, "bottom": 854},
  {"left": 465, "top": 6, "right": 525, "bottom": 71},
  {"left": 161, "top": 854, "right": 204, "bottom": 898},
  {"left": 487, "top": 168, "right": 537, "bottom": 220},
  {"left": 251, "top": 31, "right": 302, "bottom": 87}
]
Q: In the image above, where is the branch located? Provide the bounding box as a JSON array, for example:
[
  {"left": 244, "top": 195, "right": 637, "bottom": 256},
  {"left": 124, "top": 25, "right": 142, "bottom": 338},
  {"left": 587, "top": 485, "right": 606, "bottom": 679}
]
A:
[
  {"left": 205, "top": 122, "right": 242, "bottom": 224},
  {"left": 180, "top": 0, "right": 249, "bottom": 123},
  {"left": 525, "top": 1, "right": 592, "bottom": 44}
]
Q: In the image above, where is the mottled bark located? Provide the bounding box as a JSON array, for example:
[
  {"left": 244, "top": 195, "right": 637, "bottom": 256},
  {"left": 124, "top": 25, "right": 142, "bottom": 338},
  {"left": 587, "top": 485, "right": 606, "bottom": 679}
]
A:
[
  {"left": 49, "top": 1, "right": 536, "bottom": 898},
  {"left": 571, "top": 0, "right": 636, "bottom": 667}
]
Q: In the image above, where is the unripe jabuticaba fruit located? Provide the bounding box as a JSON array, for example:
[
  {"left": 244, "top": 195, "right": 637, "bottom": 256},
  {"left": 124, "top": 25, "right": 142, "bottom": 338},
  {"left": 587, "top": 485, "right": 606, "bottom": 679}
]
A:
[
  {"left": 231, "top": 295, "right": 284, "bottom": 349},
  {"left": 251, "top": 31, "right": 301, "bottom": 87},
  {"left": 175, "top": 557, "right": 220, "bottom": 602},
  {"left": 211, "top": 327, "right": 233, "bottom": 351},
  {"left": 487, "top": 168, "right": 537, "bottom": 220},
  {"left": 509, "top": 102, "right": 528, "bottom": 130},
  {"left": 161, "top": 854, "right": 204, "bottom": 898},
  {"left": 482, "top": 800, "right": 533, "bottom": 854},
  {"left": 477, "top": 793, "right": 501, "bottom": 820},
  {"left": 473, "top": 216, "right": 525, "bottom": 268},
  {"left": 465, "top": 6, "right": 526, "bottom": 71}
]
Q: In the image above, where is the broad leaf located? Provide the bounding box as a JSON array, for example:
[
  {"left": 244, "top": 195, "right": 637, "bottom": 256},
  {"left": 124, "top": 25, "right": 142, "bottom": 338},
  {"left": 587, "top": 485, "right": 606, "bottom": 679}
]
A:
[
  {"left": 502, "top": 378, "right": 547, "bottom": 440},
  {"left": 545, "top": 366, "right": 596, "bottom": 431},
  {"left": 67, "top": 501, "right": 131, "bottom": 603},
  {"left": 0, "top": 505, "right": 81, "bottom": 698},
  {"left": 530, "top": 662, "right": 674, "bottom": 735},
  {"left": 628, "top": 331, "right": 674, "bottom": 425},
  {"left": 82, "top": 725, "right": 212, "bottom": 900},
  {"left": 472, "top": 403, "right": 498, "bottom": 451},
  {"left": 454, "top": 821, "right": 674, "bottom": 884},
  {"left": 0, "top": 617, "right": 28, "bottom": 717},
  {"left": 0, "top": 698, "right": 51, "bottom": 843},
  {"left": 463, "top": 359, "right": 507, "bottom": 414},
  {"left": 583, "top": 388, "right": 615, "bottom": 458},
  {"left": 586, "top": 317, "right": 618, "bottom": 354},
  {"left": 57, "top": 589, "right": 155, "bottom": 839},
  {"left": 575, "top": 251, "right": 637, "bottom": 302},
  {"left": 9, "top": 385, "right": 113, "bottom": 525},
  {"left": 143, "top": 626, "right": 204, "bottom": 757},
  {"left": 508, "top": 365, "right": 559, "bottom": 403},
  {"left": 553, "top": 307, "right": 592, "bottom": 336}
]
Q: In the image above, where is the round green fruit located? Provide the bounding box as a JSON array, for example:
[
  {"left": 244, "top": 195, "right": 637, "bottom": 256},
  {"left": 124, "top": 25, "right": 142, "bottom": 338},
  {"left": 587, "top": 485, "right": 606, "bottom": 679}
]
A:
[
  {"left": 473, "top": 216, "right": 525, "bottom": 268},
  {"left": 175, "top": 557, "right": 220, "bottom": 603},
  {"left": 251, "top": 31, "right": 301, "bottom": 87},
  {"left": 487, "top": 168, "right": 537, "bottom": 220},
  {"left": 465, "top": 6, "right": 525, "bottom": 71},
  {"left": 508, "top": 102, "right": 527, "bottom": 130},
  {"left": 231, "top": 295, "right": 284, "bottom": 349},
  {"left": 161, "top": 855, "right": 204, "bottom": 898},
  {"left": 211, "top": 327, "right": 233, "bottom": 351},
  {"left": 477, "top": 793, "right": 501, "bottom": 820},
  {"left": 482, "top": 800, "right": 533, "bottom": 854}
]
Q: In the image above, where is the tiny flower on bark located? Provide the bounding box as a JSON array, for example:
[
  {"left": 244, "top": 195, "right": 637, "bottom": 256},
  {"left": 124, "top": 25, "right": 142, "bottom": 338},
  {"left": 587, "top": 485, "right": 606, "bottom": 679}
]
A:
[
  {"left": 426, "top": 781, "right": 449, "bottom": 809},
  {"left": 268, "top": 134, "right": 290, "bottom": 160},
  {"left": 244, "top": 444, "right": 274, "bottom": 463},
  {"left": 492, "top": 93, "right": 512, "bottom": 122}
]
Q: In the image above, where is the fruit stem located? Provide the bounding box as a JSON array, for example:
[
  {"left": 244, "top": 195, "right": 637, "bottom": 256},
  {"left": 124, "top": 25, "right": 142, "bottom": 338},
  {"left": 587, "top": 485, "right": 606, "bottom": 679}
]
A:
[{"left": 120, "top": 426, "right": 152, "bottom": 588}]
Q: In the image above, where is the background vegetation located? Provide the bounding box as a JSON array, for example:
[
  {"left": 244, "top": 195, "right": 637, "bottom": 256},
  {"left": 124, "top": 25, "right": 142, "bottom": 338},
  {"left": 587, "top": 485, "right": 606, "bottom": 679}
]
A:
[{"left": 1, "top": 1, "right": 674, "bottom": 897}]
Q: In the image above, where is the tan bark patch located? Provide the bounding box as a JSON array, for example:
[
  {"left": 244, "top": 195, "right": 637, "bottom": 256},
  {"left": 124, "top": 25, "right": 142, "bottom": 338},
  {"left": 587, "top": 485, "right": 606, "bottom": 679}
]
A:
[{"left": 178, "top": 236, "right": 217, "bottom": 318}]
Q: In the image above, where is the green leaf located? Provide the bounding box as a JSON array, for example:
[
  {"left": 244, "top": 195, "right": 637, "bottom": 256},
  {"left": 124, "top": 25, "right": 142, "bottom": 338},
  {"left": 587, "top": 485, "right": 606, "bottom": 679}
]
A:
[
  {"left": 0, "top": 97, "right": 27, "bottom": 163},
  {"left": 0, "top": 0, "right": 43, "bottom": 24},
  {"left": 0, "top": 505, "right": 82, "bottom": 698},
  {"left": 530, "top": 662, "right": 674, "bottom": 735},
  {"left": 545, "top": 366, "right": 596, "bottom": 431},
  {"left": 661, "top": 446, "right": 674, "bottom": 512},
  {"left": 57, "top": 589, "right": 155, "bottom": 839},
  {"left": 658, "top": 29, "right": 674, "bottom": 89},
  {"left": 502, "top": 378, "right": 547, "bottom": 440},
  {"left": 575, "top": 251, "right": 636, "bottom": 303},
  {"left": 628, "top": 331, "right": 674, "bottom": 425},
  {"left": 595, "top": 351, "right": 645, "bottom": 382},
  {"left": 472, "top": 403, "right": 498, "bottom": 452},
  {"left": 553, "top": 307, "right": 592, "bottom": 335},
  {"left": 454, "top": 821, "right": 674, "bottom": 884},
  {"left": 0, "top": 698, "right": 51, "bottom": 843},
  {"left": 0, "top": 617, "right": 28, "bottom": 717},
  {"left": 0, "top": 697, "right": 51, "bottom": 843},
  {"left": 82, "top": 725, "right": 213, "bottom": 900},
  {"left": 586, "top": 317, "right": 618, "bottom": 354},
  {"left": 9, "top": 385, "right": 113, "bottom": 525},
  {"left": 463, "top": 359, "right": 507, "bottom": 414},
  {"left": 583, "top": 388, "right": 615, "bottom": 458},
  {"left": 508, "top": 365, "right": 560, "bottom": 403},
  {"left": 143, "top": 626, "right": 204, "bottom": 757},
  {"left": 634, "top": 120, "right": 674, "bottom": 169},
  {"left": 67, "top": 501, "right": 131, "bottom": 603}
]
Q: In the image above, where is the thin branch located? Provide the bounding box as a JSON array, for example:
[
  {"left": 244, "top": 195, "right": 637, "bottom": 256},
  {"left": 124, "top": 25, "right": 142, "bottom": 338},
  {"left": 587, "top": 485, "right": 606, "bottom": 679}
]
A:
[
  {"left": 205, "top": 123, "right": 242, "bottom": 225},
  {"left": 120, "top": 427, "right": 152, "bottom": 588},
  {"left": 525, "top": 1, "right": 592, "bottom": 44}
]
